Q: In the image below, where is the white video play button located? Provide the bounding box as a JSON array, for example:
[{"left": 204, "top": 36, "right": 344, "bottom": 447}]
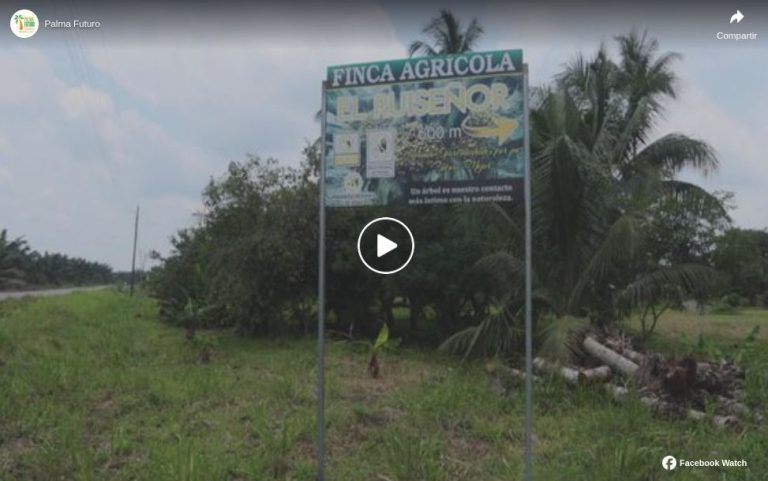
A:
[
  {"left": 357, "top": 217, "right": 415, "bottom": 275},
  {"left": 377, "top": 234, "right": 398, "bottom": 257}
]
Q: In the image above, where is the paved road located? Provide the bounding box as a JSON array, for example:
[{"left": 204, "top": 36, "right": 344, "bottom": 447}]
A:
[{"left": 0, "top": 285, "right": 111, "bottom": 301}]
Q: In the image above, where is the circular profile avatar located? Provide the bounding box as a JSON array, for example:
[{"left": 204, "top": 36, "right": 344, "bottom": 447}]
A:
[{"left": 10, "top": 9, "right": 39, "bottom": 38}]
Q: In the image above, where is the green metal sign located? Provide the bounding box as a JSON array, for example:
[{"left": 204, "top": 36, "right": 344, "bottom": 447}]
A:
[{"left": 323, "top": 49, "right": 525, "bottom": 207}]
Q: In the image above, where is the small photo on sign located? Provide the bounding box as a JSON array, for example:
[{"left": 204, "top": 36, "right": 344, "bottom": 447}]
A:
[
  {"left": 366, "top": 129, "right": 396, "bottom": 178},
  {"left": 333, "top": 132, "right": 360, "bottom": 167},
  {"left": 343, "top": 172, "right": 364, "bottom": 193}
]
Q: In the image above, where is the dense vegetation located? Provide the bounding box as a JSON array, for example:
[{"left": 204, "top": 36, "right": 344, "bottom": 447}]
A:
[
  {"left": 148, "top": 14, "right": 768, "bottom": 359},
  {"left": 713, "top": 228, "right": 768, "bottom": 306},
  {"left": 1, "top": 291, "right": 765, "bottom": 480},
  {"left": 0, "top": 229, "right": 113, "bottom": 290}
]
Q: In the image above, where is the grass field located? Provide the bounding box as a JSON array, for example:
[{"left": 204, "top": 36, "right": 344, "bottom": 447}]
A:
[
  {"left": 1, "top": 291, "right": 767, "bottom": 480},
  {"left": 634, "top": 307, "right": 768, "bottom": 342}
]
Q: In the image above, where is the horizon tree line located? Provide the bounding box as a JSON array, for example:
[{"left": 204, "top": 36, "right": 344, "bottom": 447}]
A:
[{"left": 0, "top": 229, "right": 113, "bottom": 290}]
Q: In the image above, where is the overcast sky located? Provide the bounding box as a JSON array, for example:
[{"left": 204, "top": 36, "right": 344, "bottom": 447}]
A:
[{"left": 1, "top": 1, "right": 766, "bottom": 270}]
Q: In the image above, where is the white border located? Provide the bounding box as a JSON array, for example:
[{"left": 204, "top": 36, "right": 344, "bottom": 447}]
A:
[{"left": 356, "top": 217, "right": 415, "bottom": 275}]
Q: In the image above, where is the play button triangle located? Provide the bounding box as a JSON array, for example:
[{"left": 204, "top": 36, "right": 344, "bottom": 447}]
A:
[{"left": 377, "top": 234, "right": 398, "bottom": 257}]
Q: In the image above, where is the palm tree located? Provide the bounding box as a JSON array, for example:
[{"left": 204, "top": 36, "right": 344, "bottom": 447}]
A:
[
  {"left": 0, "top": 230, "right": 29, "bottom": 289},
  {"left": 408, "top": 9, "right": 484, "bottom": 57},
  {"left": 441, "top": 30, "right": 724, "bottom": 359}
]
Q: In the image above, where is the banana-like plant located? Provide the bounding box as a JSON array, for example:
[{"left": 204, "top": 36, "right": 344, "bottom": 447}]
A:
[{"left": 368, "top": 323, "right": 390, "bottom": 378}]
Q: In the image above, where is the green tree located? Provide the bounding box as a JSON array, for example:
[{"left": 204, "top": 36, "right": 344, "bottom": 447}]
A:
[
  {"left": 713, "top": 228, "right": 768, "bottom": 305},
  {"left": 0, "top": 230, "right": 28, "bottom": 289},
  {"left": 442, "top": 30, "right": 723, "bottom": 358},
  {"left": 0, "top": 229, "right": 112, "bottom": 289},
  {"left": 150, "top": 147, "right": 320, "bottom": 336},
  {"left": 408, "top": 9, "right": 483, "bottom": 57}
]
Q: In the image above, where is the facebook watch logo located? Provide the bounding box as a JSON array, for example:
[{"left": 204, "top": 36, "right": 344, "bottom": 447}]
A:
[{"left": 662, "top": 455, "right": 678, "bottom": 471}]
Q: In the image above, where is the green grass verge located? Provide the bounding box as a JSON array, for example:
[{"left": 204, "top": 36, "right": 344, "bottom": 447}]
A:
[
  {"left": 629, "top": 307, "right": 768, "bottom": 343},
  {"left": 1, "top": 291, "right": 766, "bottom": 480}
]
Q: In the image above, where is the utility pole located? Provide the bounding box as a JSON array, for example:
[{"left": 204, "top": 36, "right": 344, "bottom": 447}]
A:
[{"left": 130, "top": 205, "right": 140, "bottom": 297}]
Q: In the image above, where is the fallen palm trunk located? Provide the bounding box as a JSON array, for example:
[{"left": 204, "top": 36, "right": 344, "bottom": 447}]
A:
[
  {"left": 533, "top": 357, "right": 585, "bottom": 385},
  {"left": 487, "top": 332, "right": 756, "bottom": 428},
  {"left": 583, "top": 336, "right": 639, "bottom": 377},
  {"left": 604, "top": 338, "right": 646, "bottom": 364},
  {"left": 621, "top": 349, "right": 645, "bottom": 365},
  {"left": 583, "top": 365, "right": 612, "bottom": 382},
  {"left": 713, "top": 415, "right": 740, "bottom": 427},
  {"left": 533, "top": 358, "right": 612, "bottom": 385}
]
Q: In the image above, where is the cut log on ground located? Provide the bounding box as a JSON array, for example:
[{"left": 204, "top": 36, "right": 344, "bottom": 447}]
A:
[
  {"left": 487, "top": 332, "right": 757, "bottom": 429},
  {"left": 714, "top": 415, "right": 740, "bottom": 427},
  {"left": 533, "top": 357, "right": 585, "bottom": 385},
  {"left": 582, "top": 365, "right": 612, "bottom": 382},
  {"left": 604, "top": 338, "right": 646, "bottom": 364},
  {"left": 620, "top": 348, "right": 645, "bottom": 365},
  {"left": 531, "top": 358, "right": 612, "bottom": 385},
  {"left": 583, "top": 336, "right": 639, "bottom": 377}
]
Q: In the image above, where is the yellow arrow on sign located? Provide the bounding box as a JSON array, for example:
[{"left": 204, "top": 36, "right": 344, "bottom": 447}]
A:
[{"left": 461, "top": 115, "right": 519, "bottom": 144}]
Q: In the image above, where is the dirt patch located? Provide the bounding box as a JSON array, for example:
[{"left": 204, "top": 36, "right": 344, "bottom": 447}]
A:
[
  {"left": 333, "top": 354, "right": 438, "bottom": 403},
  {"left": 103, "top": 451, "right": 144, "bottom": 473},
  {"left": 353, "top": 406, "right": 405, "bottom": 427},
  {"left": 0, "top": 436, "right": 37, "bottom": 471},
  {"left": 94, "top": 396, "right": 119, "bottom": 415},
  {"left": 446, "top": 432, "right": 491, "bottom": 460}
]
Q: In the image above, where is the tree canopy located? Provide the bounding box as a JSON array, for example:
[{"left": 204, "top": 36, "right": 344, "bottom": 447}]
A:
[{"left": 148, "top": 18, "right": 740, "bottom": 360}]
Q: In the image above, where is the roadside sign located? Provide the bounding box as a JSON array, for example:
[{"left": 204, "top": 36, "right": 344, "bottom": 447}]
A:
[
  {"left": 323, "top": 49, "right": 526, "bottom": 207},
  {"left": 317, "top": 50, "right": 532, "bottom": 481}
]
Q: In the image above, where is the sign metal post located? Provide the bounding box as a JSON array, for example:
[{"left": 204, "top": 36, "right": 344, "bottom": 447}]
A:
[
  {"left": 316, "top": 81, "right": 328, "bottom": 481},
  {"left": 523, "top": 64, "right": 533, "bottom": 481}
]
